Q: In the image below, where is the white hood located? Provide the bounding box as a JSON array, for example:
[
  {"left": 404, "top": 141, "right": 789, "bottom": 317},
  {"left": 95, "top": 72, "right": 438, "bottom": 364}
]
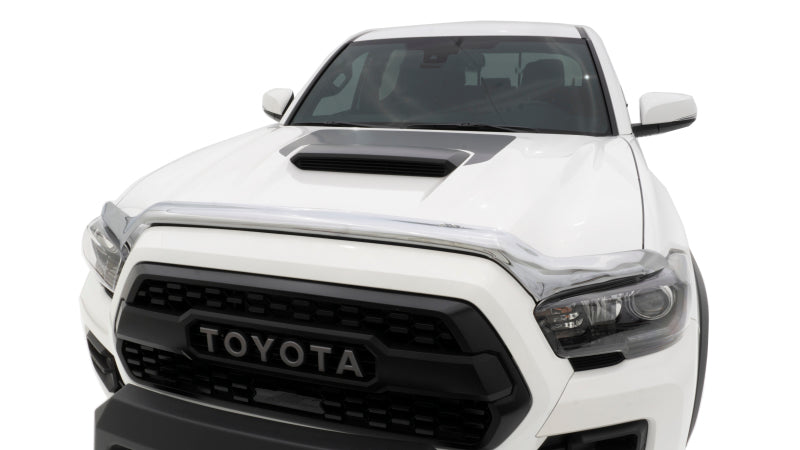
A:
[{"left": 117, "top": 126, "right": 643, "bottom": 258}]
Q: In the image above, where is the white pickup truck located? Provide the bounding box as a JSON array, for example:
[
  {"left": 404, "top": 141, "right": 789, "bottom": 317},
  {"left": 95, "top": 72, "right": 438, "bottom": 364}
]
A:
[{"left": 81, "top": 21, "right": 707, "bottom": 450}]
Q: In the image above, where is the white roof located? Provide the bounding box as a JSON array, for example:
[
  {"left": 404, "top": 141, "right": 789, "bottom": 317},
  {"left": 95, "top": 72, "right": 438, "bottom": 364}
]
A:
[{"left": 356, "top": 21, "right": 581, "bottom": 41}]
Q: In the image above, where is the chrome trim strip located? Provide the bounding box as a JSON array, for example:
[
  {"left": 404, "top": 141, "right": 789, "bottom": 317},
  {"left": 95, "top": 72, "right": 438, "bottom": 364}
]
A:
[{"left": 103, "top": 201, "right": 665, "bottom": 302}]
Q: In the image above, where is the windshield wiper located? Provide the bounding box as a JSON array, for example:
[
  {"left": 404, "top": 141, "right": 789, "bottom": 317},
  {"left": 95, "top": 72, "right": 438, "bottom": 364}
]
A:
[
  {"left": 292, "top": 121, "right": 384, "bottom": 128},
  {"left": 294, "top": 121, "right": 567, "bottom": 134},
  {"left": 402, "top": 122, "right": 540, "bottom": 133}
]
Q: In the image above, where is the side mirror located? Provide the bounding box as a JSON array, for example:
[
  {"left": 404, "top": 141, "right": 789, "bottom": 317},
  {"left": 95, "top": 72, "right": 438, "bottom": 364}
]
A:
[
  {"left": 262, "top": 88, "right": 294, "bottom": 121},
  {"left": 632, "top": 92, "right": 696, "bottom": 137}
]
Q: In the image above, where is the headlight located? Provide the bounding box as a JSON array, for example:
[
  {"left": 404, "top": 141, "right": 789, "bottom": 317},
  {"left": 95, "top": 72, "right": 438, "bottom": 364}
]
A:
[
  {"left": 534, "top": 252, "right": 691, "bottom": 359},
  {"left": 82, "top": 217, "right": 126, "bottom": 292}
]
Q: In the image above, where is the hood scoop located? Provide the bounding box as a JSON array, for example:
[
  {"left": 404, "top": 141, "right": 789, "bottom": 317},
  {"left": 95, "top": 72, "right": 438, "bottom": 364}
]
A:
[{"left": 290, "top": 144, "right": 469, "bottom": 177}]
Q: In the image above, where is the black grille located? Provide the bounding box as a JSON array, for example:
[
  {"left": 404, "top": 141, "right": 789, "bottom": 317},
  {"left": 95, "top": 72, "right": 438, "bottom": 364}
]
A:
[
  {"left": 117, "top": 264, "right": 531, "bottom": 449},
  {"left": 122, "top": 341, "right": 491, "bottom": 447},
  {"left": 131, "top": 277, "right": 460, "bottom": 353}
]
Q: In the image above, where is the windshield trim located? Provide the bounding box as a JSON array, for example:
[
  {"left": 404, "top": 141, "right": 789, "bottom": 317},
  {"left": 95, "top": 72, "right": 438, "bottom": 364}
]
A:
[{"left": 577, "top": 26, "right": 618, "bottom": 135}]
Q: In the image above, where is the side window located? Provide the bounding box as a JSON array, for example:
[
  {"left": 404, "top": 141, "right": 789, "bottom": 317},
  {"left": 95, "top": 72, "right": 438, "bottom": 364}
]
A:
[{"left": 313, "top": 53, "right": 368, "bottom": 116}]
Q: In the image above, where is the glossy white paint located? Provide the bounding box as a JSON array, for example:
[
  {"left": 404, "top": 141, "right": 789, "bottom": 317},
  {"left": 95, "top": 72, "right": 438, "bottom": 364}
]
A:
[
  {"left": 81, "top": 21, "right": 701, "bottom": 450},
  {"left": 538, "top": 321, "right": 699, "bottom": 449},
  {"left": 356, "top": 21, "right": 581, "bottom": 40},
  {"left": 80, "top": 225, "right": 697, "bottom": 449},
  {"left": 115, "top": 21, "right": 653, "bottom": 258},
  {"left": 624, "top": 135, "right": 692, "bottom": 255},
  {"left": 261, "top": 88, "right": 294, "bottom": 120},
  {"left": 639, "top": 92, "right": 697, "bottom": 125},
  {"left": 116, "top": 128, "right": 643, "bottom": 258}
]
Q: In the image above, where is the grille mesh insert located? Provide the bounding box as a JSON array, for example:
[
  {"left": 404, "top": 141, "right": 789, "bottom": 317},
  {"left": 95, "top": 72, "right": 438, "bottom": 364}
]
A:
[
  {"left": 122, "top": 341, "right": 492, "bottom": 448},
  {"left": 131, "top": 278, "right": 460, "bottom": 353}
]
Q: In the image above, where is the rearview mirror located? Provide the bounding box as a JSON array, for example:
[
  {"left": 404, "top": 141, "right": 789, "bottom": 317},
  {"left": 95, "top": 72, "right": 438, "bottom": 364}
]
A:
[
  {"left": 632, "top": 92, "right": 696, "bottom": 137},
  {"left": 262, "top": 88, "right": 294, "bottom": 121}
]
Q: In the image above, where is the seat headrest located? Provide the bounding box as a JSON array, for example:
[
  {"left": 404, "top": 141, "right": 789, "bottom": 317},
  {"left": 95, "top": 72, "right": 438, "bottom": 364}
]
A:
[{"left": 521, "top": 59, "right": 565, "bottom": 90}]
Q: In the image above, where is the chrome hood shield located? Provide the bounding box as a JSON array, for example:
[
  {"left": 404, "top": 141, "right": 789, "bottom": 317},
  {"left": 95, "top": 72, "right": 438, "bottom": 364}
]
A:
[{"left": 102, "top": 201, "right": 665, "bottom": 302}]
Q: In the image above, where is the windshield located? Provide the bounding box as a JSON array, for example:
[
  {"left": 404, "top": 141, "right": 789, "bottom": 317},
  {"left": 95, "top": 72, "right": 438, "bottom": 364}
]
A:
[{"left": 289, "top": 36, "right": 612, "bottom": 136}]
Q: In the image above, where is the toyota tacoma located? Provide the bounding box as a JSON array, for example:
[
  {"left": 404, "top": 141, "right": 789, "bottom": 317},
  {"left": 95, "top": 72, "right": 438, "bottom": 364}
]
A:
[{"left": 81, "top": 21, "right": 708, "bottom": 450}]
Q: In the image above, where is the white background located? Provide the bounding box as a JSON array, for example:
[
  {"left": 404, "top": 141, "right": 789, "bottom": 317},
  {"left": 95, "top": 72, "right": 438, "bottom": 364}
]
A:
[{"left": 1, "top": 1, "right": 797, "bottom": 448}]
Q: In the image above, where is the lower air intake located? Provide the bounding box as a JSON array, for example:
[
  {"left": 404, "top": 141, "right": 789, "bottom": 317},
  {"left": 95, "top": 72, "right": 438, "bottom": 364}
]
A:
[
  {"left": 87, "top": 332, "right": 123, "bottom": 393},
  {"left": 540, "top": 420, "right": 648, "bottom": 450}
]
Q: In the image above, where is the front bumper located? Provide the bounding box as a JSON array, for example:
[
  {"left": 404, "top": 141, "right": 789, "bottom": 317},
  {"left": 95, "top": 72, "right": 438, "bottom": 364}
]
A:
[
  {"left": 96, "top": 385, "right": 434, "bottom": 450},
  {"left": 80, "top": 225, "right": 699, "bottom": 449},
  {"left": 97, "top": 386, "right": 649, "bottom": 450}
]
